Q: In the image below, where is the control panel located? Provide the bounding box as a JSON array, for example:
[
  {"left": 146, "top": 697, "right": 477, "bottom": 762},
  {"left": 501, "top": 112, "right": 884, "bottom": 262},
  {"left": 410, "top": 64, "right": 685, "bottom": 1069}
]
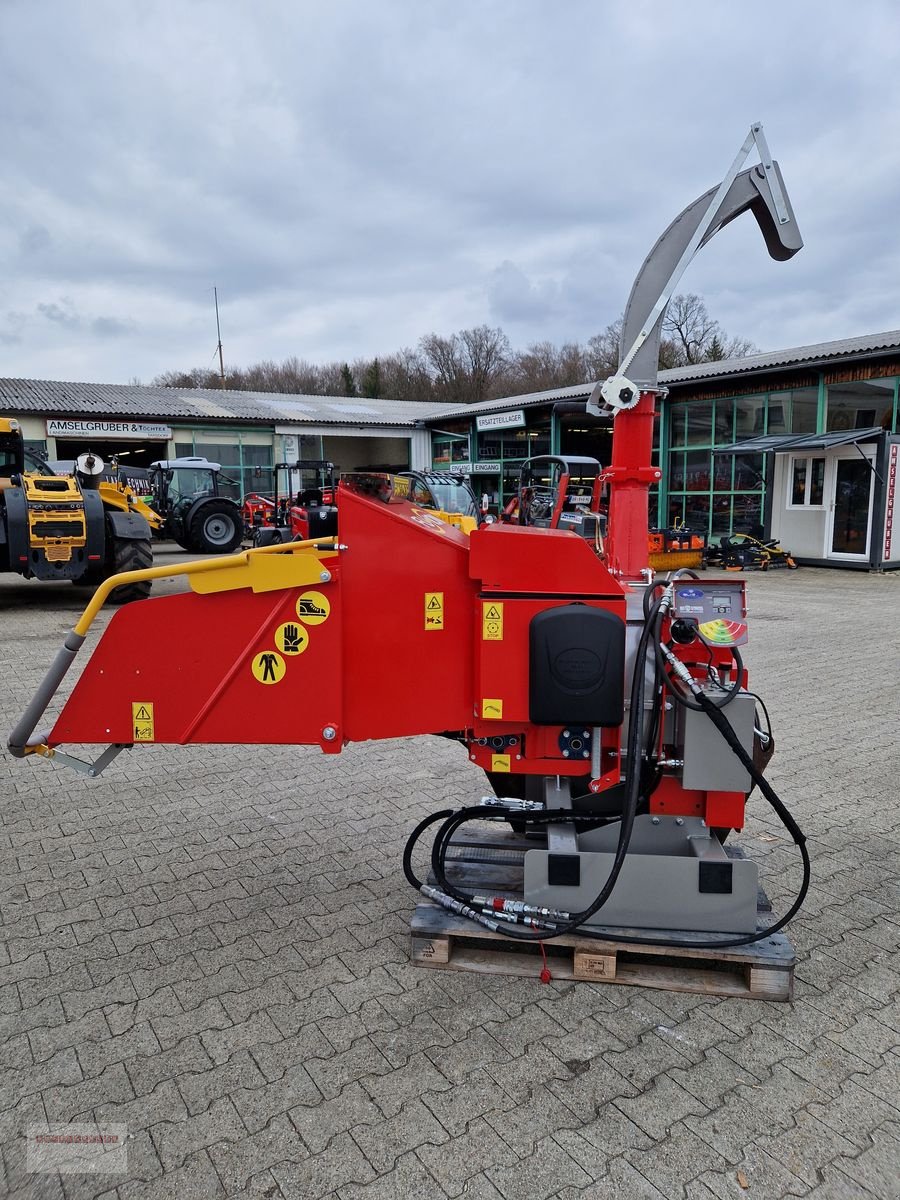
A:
[{"left": 671, "top": 579, "right": 748, "bottom": 647}]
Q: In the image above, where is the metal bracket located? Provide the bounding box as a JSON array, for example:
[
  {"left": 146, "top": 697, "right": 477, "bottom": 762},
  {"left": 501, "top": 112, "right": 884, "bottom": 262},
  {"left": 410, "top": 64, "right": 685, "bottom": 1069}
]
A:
[{"left": 41, "top": 744, "right": 129, "bottom": 778}]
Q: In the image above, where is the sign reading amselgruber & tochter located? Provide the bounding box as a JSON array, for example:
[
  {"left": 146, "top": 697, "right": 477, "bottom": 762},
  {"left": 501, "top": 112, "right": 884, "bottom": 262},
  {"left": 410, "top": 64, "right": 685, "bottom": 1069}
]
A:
[
  {"left": 475, "top": 410, "right": 526, "bottom": 431},
  {"left": 46, "top": 419, "right": 173, "bottom": 440}
]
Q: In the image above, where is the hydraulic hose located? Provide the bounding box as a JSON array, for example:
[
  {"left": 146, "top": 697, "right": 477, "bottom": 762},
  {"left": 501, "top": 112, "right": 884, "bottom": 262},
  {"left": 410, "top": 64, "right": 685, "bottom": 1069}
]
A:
[
  {"left": 405, "top": 595, "right": 810, "bottom": 951},
  {"left": 404, "top": 594, "right": 667, "bottom": 943}
]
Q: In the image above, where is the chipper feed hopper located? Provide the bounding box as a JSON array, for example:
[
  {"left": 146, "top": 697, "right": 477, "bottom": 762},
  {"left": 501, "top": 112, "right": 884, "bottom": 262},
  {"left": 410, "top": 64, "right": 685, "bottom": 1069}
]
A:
[{"left": 9, "top": 125, "right": 809, "bottom": 950}]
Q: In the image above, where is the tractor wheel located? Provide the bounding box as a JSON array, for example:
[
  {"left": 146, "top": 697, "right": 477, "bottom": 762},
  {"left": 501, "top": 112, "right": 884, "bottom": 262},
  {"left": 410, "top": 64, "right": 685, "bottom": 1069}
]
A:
[
  {"left": 107, "top": 536, "right": 153, "bottom": 605},
  {"left": 189, "top": 501, "right": 243, "bottom": 554}
]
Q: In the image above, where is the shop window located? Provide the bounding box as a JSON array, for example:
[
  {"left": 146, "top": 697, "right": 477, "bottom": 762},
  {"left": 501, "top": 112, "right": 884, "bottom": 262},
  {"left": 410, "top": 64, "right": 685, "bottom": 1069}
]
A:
[
  {"left": 826, "top": 380, "right": 895, "bottom": 432},
  {"left": 669, "top": 407, "right": 687, "bottom": 447},
  {"left": 788, "top": 456, "right": 825, "bottom": 508},
  {"left": 713, "top": 455, "right": 733, "bottom": 490},
  {"left": 669, "top": 454, "right": 685, "bottom": 491},
  {"left": 734, "top": 396, "right": 767, "bottom": 438},
  {"left": 195, "top": 441, "right": 240, "bottom": 466},
  {"left": 174, "top": 440, "right": 194, "bottom": 458},
  {"left": 714, "top": 400, "right": 734, "bottom": 444},
  {"left": 685, "top": 403, "right": 713, "bottom": 446},
  {"left": 758, "top": 389, "right": 817, "bottom": 435},
  {"left": 734, "top": 454, "right": 764, "bottom": 491},
  {"left": 684, "top": 450, "right": 711, "bottom": 491}
]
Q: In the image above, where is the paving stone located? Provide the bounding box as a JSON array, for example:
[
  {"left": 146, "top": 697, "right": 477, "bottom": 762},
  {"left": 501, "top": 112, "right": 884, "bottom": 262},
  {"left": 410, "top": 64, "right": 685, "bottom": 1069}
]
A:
[
  {"left": 125, "top": 1034, "right": 215, "bottom": 1098},
  {"left": 362, "top": 1051, "right": 452, "bottom": 1120},
  {"left": 271, "top": 1131, "right": 376, "bottom": 1199},
  {"left": 305, "top": 1036, "right": 395, "bottom": 1101},
  {"left": 232, "top": 1064, "right": 324, "bottom": 1134},
  {"left": 808, "top": 1077, "right": 900, "bottom": 1149},
  {"left": 416, "top": 1118, "right": 521, "bottom": 1197},
  {"left": 760, "top": 1109, "right": 858, "bottom": 1188},
  {"left": 118, "top": 1148, "right": 226, "bottom": 1200},
  {"left": 150, "top": 1095, "right": 245, "bottom": 1171},
  {"left": 208, "top": 1114, "right": 304, "bottom": 1194},
  {"left": 338, "top": 1149, "right": 449, "bottom": 1200},
  {"left": 484, "top": 1132, "right": 592, "bottom": 1200},
  {"left": 289, "top": 1082, "right": 382, "bottom": 1155},
  {"left": 829, "top": 1121, "right": 900, "bottom": 1200}
]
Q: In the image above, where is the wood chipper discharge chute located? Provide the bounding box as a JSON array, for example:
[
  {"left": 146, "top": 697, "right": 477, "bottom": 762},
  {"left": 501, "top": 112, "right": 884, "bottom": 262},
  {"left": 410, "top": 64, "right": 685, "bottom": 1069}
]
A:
[{"left": 10, "top": 123, "right": 810, "bottom": 955}]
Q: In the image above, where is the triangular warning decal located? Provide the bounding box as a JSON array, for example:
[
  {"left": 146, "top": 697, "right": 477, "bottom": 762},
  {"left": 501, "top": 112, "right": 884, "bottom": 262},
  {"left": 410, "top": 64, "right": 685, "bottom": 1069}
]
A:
[
  {"left": 427, "top": 596, "right": 442, "bottom": 610},
  {"left": 485, "top": 605, "right": 501, "bottom": 619},
  {"left": 135, "top": 706, "right": 151, "bottom": 720}
]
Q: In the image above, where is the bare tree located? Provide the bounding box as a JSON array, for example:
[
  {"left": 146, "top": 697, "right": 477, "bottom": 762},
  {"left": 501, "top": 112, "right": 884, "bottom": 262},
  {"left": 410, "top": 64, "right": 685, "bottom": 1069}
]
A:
[
  {"left": 584, "top": 318, "right": 623, "bottom": 379},
  {"left": 151, "top": 294, "right": 753, "bottom": 401},
  {"left": 659, "top": 294, "right": 757, "bottom": 368},
  {"left": 420, "top": 325, "right": 511, "bottom": 405}
]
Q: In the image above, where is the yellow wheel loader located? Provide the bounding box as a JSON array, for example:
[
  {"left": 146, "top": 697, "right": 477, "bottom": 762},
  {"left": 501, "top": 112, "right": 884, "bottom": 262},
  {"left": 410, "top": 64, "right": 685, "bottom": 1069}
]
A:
[{"left": 0, "top": 418, "right": 161, "bottom": 603}]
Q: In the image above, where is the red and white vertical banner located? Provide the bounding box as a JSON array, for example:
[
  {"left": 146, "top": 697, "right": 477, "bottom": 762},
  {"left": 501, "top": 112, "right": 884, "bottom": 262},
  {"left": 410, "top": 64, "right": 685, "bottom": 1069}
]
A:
[{"left": 883, "top": 443, "right": 898, "bottom": 559}]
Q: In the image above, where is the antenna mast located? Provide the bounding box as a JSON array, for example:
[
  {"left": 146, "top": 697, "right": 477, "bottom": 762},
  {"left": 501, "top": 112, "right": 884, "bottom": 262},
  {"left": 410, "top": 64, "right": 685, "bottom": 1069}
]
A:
[{"left": 214, "top": 287, "right": 226, "bottom": 389}]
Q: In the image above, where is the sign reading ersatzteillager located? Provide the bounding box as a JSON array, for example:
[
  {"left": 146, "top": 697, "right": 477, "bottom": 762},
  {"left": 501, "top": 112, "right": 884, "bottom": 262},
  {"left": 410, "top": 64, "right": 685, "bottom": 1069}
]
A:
[
  {"left": 475, "top": 410, "right": 525, "bottom": 431},
  {"left": 46, "top": 420, "right": 172, "bottom": 440}
]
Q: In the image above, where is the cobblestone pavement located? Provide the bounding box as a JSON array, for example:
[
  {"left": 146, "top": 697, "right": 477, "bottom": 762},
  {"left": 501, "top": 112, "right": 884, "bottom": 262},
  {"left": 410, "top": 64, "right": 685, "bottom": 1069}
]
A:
[{"left": 1, "top": 554, "right": 899, "bottom": 1199}]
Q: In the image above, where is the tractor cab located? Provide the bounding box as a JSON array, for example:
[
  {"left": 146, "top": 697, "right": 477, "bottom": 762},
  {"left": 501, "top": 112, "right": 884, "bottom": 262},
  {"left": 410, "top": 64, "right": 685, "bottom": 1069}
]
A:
[
  {"left": 149, "top": 457, "right": 244, "bottom": 554},
  {"left": 509, "top": 455, "right": 604, "bottom": 541},
  {"left": 397, "top": 470, "right": 481, "bottom": 533},
  {"left": 249, "top": 460, "right": 339, "bottom": 546},
  {"left": 0, "top": 418, "right": 25, "bottom": 487}
]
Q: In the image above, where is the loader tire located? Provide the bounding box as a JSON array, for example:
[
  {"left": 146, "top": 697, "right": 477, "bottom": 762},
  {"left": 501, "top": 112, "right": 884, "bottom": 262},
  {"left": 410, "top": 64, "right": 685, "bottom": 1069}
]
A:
[
  {"left": 107, "top": 536, "right": 153, "bottom": 605},
  {"left": 189, "top": 500, "right": 243, "bottom": 554}
]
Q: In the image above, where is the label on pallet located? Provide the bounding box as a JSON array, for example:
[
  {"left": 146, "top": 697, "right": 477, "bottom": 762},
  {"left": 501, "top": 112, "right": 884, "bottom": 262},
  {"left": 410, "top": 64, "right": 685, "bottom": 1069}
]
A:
[
  {"left": 482, "top": 602, "right": 503, "bottom": 640},
  {"left": 131, "top": 702, "right": 154, "bottom": 741}
]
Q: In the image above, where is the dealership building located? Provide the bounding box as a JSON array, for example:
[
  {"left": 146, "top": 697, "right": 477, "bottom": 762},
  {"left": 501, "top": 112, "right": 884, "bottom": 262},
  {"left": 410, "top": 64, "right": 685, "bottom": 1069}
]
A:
[
  {"left": 0, "top": 379, "right": 453, "bottom": 499},
  {"left": 422, "top": 328, "right": 900, "bottom": 569},
  {"left": 3, "top": 326, "right": 899, "bottom": 568}
]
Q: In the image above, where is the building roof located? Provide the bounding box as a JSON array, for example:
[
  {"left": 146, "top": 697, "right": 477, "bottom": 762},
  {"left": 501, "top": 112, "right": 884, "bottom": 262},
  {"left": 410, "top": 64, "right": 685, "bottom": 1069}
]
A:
[
  {"left": 422, "top": 328, "right": 900, "bottom": 422},
  {"left": 0, "top": 378, "right": 458, "bottom": 428},
  {"left": 657, "top": 328, "right": 900, "bottom": 385}
]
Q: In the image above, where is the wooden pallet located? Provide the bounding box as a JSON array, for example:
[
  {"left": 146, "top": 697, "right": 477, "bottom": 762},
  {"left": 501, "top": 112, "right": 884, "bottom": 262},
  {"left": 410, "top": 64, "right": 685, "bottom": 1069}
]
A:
[{"left": 409, "top": 830, "right": 795, "bottom": 1001}]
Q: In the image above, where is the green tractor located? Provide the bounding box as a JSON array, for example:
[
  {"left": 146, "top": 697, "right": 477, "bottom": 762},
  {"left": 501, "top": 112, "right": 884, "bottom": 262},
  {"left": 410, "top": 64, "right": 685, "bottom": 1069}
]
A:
[
  {"left": 0, "top": 418, "right": 158, "bottom": 603},
  {"left": 147, "top": 457, "right": 244, "bottom": 554}
]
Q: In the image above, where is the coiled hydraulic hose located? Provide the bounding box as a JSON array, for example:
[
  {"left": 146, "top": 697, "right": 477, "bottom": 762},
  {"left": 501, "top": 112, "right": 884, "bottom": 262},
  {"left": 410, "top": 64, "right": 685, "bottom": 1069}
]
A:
[
  {"left": 403, "top": 593, "right": 667, "bottom": 943},
  {"left": 403, "top": 589, "right": 809, "bottom": 951}
]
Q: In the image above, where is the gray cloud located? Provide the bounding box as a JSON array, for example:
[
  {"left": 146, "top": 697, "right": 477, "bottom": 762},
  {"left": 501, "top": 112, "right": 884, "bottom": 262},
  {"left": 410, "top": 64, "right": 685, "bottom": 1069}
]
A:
[{"left": 1, "top": 0, "right": 899, "bottom": 384}]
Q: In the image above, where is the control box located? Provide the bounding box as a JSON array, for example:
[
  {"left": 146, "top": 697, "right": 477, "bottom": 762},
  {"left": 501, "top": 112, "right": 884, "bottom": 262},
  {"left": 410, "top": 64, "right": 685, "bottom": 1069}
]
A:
[{"left": 671, "top": 578, "right": 748, "bottom": 648}]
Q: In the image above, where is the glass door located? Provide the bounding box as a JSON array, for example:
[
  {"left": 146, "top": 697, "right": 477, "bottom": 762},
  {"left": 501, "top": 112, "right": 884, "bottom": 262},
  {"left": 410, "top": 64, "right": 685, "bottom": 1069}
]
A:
[{"left": 828, "top": 455, "right": 875, "bottom": 558}]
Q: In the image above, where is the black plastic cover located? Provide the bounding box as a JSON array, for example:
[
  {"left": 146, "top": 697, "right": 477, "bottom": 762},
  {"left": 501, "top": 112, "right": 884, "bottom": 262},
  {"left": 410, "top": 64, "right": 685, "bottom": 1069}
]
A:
[{"left": 529, "top": 604, "right": 625, "bottom": 727}]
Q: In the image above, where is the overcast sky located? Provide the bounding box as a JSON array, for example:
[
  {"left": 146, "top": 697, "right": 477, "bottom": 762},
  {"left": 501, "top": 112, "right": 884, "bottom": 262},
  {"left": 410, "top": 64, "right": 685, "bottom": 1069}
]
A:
[{"left": 2, "top": 0, "right": 899, "bottom": 386}]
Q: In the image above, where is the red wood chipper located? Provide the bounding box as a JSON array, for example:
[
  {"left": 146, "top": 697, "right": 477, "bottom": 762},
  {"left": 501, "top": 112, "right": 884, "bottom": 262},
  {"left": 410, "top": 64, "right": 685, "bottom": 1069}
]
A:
[{"left": 9, "top": 124, "right": 809, "bottom": 957}]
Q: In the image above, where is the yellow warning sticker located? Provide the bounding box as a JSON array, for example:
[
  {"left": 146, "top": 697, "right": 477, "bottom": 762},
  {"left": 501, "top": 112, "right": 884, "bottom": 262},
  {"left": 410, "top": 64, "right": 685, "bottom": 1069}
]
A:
[
  {"left": 482, "top": 601, "right": 504, "bottom": 641},
  {"left": 491, "top": 754, "right": 511, "bottom": 772},
  {"left": 251, "top": 650, "right": 286, "bottom": 684},
  {"left": 296, "top": 591, "right": 330, "bottom": 625},
  {"left": 392, "top": 475, "right": 411, "bottom": 498},
  {"left": 425, "top": 592, "right": 444, "bottom": 630},
  {"left": 482, "top": 698, "right": 503, "bottom": 720},
  {"left": 275, "top": 622, "right": 309, "bottom": 656},
  {"left": 131, "top": 702, "right": 154, "bottom": 742}
]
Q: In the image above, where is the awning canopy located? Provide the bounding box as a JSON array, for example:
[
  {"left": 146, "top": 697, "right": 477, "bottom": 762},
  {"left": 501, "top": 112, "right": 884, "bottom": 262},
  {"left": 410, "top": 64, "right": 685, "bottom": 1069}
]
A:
[{"left": 715, "top": 426, "right": 884, "bottom": 456}]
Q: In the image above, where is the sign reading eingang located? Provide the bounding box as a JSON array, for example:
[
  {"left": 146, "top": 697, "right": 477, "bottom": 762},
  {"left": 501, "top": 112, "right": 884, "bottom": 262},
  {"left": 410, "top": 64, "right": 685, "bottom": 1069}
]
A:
[{"left": 46, "top": 419, "right": 172, "bottom": 441}]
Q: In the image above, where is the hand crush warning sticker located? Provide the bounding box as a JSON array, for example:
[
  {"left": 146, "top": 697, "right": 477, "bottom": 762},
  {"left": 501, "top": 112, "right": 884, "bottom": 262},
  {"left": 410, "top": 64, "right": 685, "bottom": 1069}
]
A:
[
  {"left": 132, "top": 702, "right": 154, "bottom": 741},
  {"left": 424, "top": 592, "right": 444, "bottom": 630}
]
